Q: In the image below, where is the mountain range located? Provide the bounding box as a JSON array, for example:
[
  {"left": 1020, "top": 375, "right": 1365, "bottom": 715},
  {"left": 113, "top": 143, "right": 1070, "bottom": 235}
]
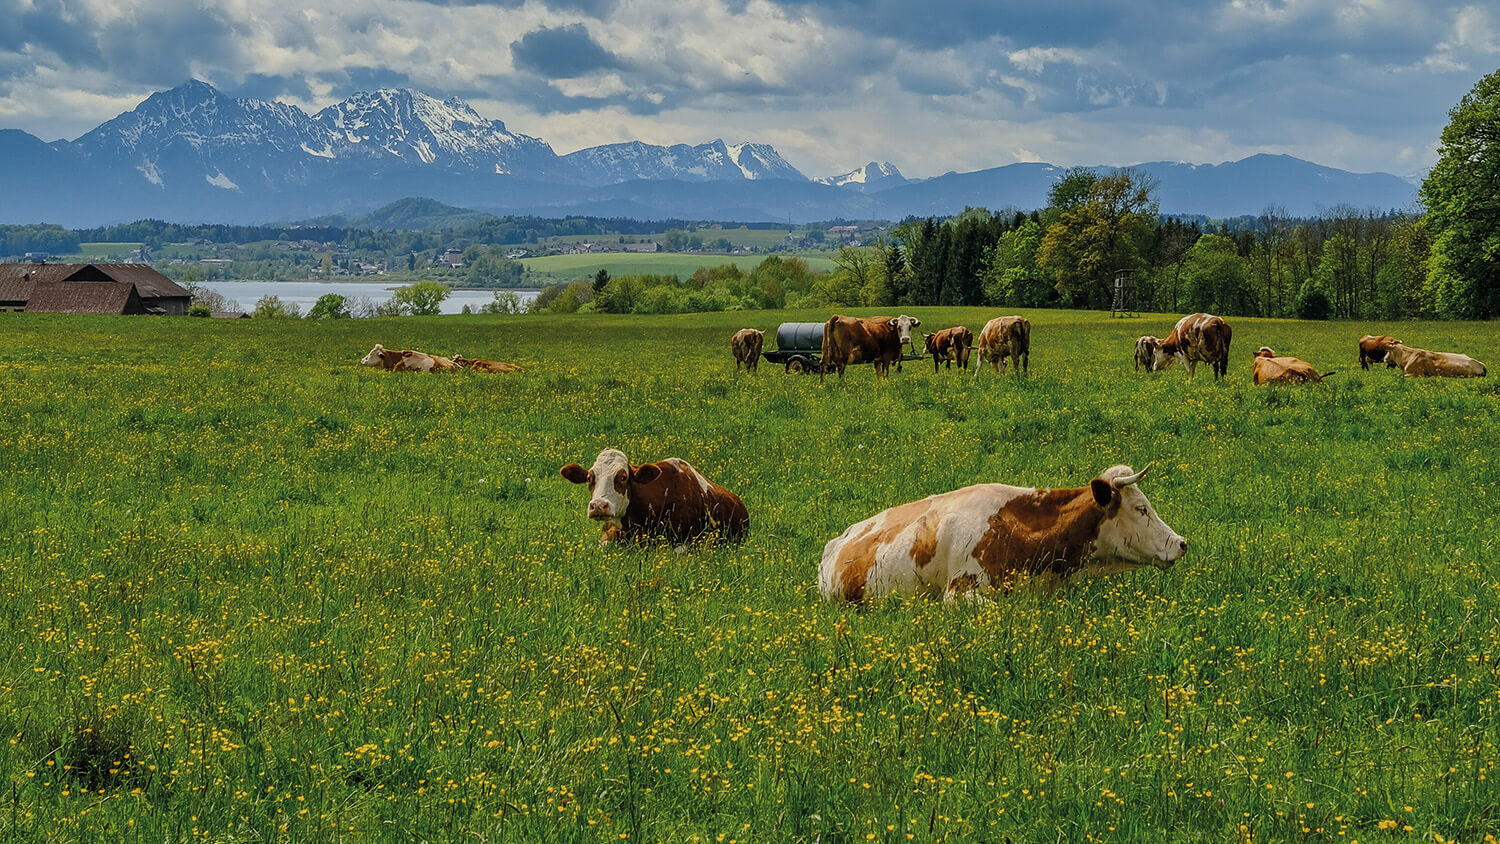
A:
[{"left": 0, "top": 80, "right": 1419, "bottom": 228}]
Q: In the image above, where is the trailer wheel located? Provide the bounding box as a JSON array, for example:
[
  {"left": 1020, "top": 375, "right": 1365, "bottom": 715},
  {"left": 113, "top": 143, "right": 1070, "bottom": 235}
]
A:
[{"left": 786, "top": 356, "right": 810, "bottom": 375}]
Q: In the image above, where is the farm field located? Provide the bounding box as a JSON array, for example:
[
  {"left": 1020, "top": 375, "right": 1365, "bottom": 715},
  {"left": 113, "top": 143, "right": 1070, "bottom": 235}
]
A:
[
  {"left": 542, "top": 227, "right": 799, "bottom": 250},
  {"left": 2, "top": 308, "right": 1499, "bottom": 841},
  {"left": 521, "top": 251, "right": 838, "bottom": 284}
]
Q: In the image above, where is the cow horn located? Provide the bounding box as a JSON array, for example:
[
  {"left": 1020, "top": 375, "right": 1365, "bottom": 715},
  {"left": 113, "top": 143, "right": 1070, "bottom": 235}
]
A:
[{"left": 1113, "top": 463, "right": 1152, "bottom": 488}]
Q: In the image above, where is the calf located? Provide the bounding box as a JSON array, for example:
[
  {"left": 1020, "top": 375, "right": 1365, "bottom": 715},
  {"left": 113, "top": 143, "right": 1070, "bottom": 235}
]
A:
[
  {"left": 923, "top": 326, "right": 973, "bottom": 372},
  {"left": 818, "top": 464, "right": 1186, "bottom": 602},
  {"left": 1149, "top": 313, "right": 1232, "bottom": 379},
  {"left": 1385, "top": 344, "right": 1487, "bottom": 378},
  {"left": 1134, "top": 336, "right": 1162, "bottom": 372},
  {"left": 560, "top": 449, "right": 749, "bottom": 544},
  {"left": 1251, "top": 347, "right": 1331, "bottom": 385},
  {"left": 453, "top": 354, "right": 519, "bottom": 373},
  {"left": 973, "top": 316, "right": 1030, "bottom": 376},
  {"left": 1357, "top": 335, "right": 1402, "bottom": 370},
  {"left": 731, "top": 328, "right": 764, "bottom": 373}
]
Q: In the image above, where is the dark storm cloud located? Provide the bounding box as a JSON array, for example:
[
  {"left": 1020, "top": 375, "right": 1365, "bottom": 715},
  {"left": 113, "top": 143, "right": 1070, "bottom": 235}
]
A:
[
  {"left": 226, "top": 74, "right": 317, "bottom": 104},
  {"left": 510, "top": 24, "right": 621, "bottom": 79},
  {"left": 0, "top": 0, "right": 238, "bottom": 87}
]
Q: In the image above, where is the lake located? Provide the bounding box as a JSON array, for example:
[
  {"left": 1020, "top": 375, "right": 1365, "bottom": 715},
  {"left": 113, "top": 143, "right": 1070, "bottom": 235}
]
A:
[{"left": 196, "top": 280, "right": 539, "bottom": 315}]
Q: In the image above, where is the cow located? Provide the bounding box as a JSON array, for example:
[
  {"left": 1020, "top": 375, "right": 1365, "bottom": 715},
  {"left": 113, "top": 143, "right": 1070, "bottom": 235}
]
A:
[
  {"left": 560, "top": 448, "right": 750, "bottom": 545},
  {"left": 1134, "top": 336, "right": 1162, "bottom": 372},
  {"left": 973, "top": 316, "right": 1030, "bottom": 376},
  {"left": 1251, "top": 347, "right": 1332, "bottom": 386},
  {"left": 359, "top": 344, "right": 459, "bottom": 372},
  {"left": 1358, "top": 334, "right": 1402, "bottom": 370},
  {"left": 819, "top": 314, "right": 920, "bottom": 382},
  {"left": 453, "top": 354, "right": 520, "bottom": 373},
  {"left": 730, "top": 328, "right": 764, "bottom": 373},
  {"left": 1385, "top": 344, "right": 1487, "bottom": 378},
  {"left": 1146, "top": 313, "right": 1232, "bottom": 379},
  {"left": 923, "top": 326, "right": 973, "bottom": 372},
  {"left": 818, "top": 464, "right": 1186, "bottom": 603}
]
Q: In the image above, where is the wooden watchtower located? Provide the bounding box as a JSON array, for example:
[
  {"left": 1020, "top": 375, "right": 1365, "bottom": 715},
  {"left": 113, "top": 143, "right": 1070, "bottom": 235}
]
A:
[{"left": 1111, "top": 269, "right": 1137, "bottom": 317}]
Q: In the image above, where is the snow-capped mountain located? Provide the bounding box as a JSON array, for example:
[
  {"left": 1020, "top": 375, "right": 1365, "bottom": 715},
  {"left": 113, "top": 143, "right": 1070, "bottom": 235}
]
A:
[
  {"left": 815, "top": 161, "right": 907, "bottom": 191},
  {"left": 563, "top": 139, "right": 806, "bottom": 185}
]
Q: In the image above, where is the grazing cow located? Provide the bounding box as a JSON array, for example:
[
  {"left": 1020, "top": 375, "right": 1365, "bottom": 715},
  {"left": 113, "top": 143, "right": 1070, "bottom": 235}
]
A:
[
  {"left": 818, "top": 464, "right": 1186, "bottom": 603},
  {"left": 453, "top": 354, "right": 520, "bottom": 373},
  {"left": 1148, "top": 313, "right": 1232, "bottom": 379},
  {"left": 560, "top": 448, "right": 749, "bottom": 544},
  {"left": 1134, "top": 336, "right": 1162, "bottom": 372},
  {"left": 359, "top": 344, "right": 459, "bottom": 372},
  {"left": 923, "top": 326, "right": 973, "bottom": 372},
  {"left": 1358, "top": 334, "right": 1402, "bottom": 370},
  {"left": 973, "top": 316, "right": 1031, "bottom": 376},
  {"left": 1385, "top": 344, "right": 1487, "bottom": 378},
  {"left": 731, "top": 328, "right": 765, "bottom": 373},
  {"left": 819, "top": 314, "right": 920, "bottom": 382},
  {"left": 1251, "top": 347, "right": 1332, "bottom": 386}
]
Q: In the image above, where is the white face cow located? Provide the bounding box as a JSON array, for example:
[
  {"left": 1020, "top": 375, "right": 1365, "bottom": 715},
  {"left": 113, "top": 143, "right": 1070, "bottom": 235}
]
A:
[
  {"left": 360, "top": 344, "right": 387, "bottom": 367},
  {"left": 1087, "top": 464, "right": 1189, "bottom": 574},
  {"left": 559, "top": 448, "right": 661, "bottom": 524},
  {"left": 890, "top": 314, "right": 921, "bottom": 346}
]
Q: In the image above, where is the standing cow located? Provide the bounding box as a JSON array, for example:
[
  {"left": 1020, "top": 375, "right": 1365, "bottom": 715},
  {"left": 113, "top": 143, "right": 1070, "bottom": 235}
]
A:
[
  {"left": 1358, "top": 335, "right": 1402, "bottom": 370},
  {"left": 731, "top": 328, "right": 764, "bottom": 373},
  {"left": 560, "top": 448, "right": 749, "bottom": 544},
  {"left": 1251, "top": 347, "right": 1332, "bottom": 385},
  {"left": 1143, "top": 313, "right": 1232, "bottom": 380},
  {"left": 923, "top": 326, "right": 973, "bottom": 372},
  {"left": 819, "top": 314, "right": 920, "bottom": 382},
  {"left": 973, "top": 316, "right": 1031, "bottom": 376},
  {"left": 1134, "top": 336, "right": 1162, "bottom": 372},
  {"left": 818, "top": 464, "right": 1186, "bottom": 602},
  {"left": 1385, "top": 344, "right": 1487, "bottom": 378}
]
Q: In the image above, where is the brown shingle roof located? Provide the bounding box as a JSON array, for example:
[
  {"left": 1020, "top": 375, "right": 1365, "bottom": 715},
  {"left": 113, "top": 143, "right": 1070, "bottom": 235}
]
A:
[
  {"left": 62, "top": 264, "right": 192, "bottom": 300},
  {"left": 25, "top": 281, "right": 143, "bottom": 315}
]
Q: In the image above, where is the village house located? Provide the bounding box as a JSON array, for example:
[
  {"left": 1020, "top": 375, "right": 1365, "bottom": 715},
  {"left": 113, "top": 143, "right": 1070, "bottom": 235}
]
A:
[{"left": 0, "top": 263, "right": 194, "bottom": 315}]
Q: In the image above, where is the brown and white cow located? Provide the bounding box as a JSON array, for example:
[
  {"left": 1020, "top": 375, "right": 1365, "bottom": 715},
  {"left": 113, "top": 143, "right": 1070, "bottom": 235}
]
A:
[
  {"left": 1251, "top": 347, "right": 1331, "bottom": 385},
  {"left": 818, "top": 464, "right": 1186, "bottom": 602},
  {"left": 1147, "top": 313, "right": 1232, "bottom": 379},
  {"left": 1134, "top": 336, "right": 1162, "bottom": 372},
  {"left": 360, "top": 344, "right": 459, "bottom": 372},
  {"left": 1357, "top": 335, "right": 1402, "bottom": 370},
  {"left": 560, "top": 448, "right": 749, "bottom": 544},
  {"left": 923, "top": 326, "right": 973, "bottom": 372},
  {"left": 973, "top": 316, "right": 1030, "bottom": 376},
  {"left": 819, "top": 314, "right": 920, "bottom": 382},
  {"left": 453, "top": 354, "right": 520, "bottom": 373},
  {"left": 1385, "top": 344, "right": 1487, "bottom": 378},
  {"left": 731, "top": 328, "right": 764, "bottom": 373}
]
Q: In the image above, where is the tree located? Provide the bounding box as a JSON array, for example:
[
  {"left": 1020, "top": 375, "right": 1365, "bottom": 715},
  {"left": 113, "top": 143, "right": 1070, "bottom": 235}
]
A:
[
  {"left": 980, "top": 220, "right": 1051, "bottom": 307},
  {"left": 1180, "top": 234, "right": 1255, "bottom": 315},
  {"left": 1037, "top": 169, "right": 1159, "bottom": 308},
  {"left": 308, "top": 293, "right": 350, "bottom": 319},
  {"left": 1047, "top": 167, "right": 1099, "bottom": 214},
  {"left": 593, "top": 268, "right": 611, "bottom": 296},
  {"left": 390, "top": 281, "right": 451, "bottom": 316},
  {"left": 1421, "top": 68, "right": 1500, "bottom": 318},
  {"left": 252, "top": 295, "right": 301, "bottom": 319}
]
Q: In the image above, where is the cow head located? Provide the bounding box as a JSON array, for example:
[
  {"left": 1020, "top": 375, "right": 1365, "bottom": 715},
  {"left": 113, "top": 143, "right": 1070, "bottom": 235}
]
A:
[
  {"left": 1134, "top": 336, "right": 1162, "bottom": 372},
  {"left": 1255, "top": 346, "right": 1276, "bottom": 358},
  {"left": 889, "top": 315, "right": 921, "bottom": 345},
  {"left": 1385, "top": 343, "right": 1413, "bottom": 369},
  {"left": 360, "top": 344, "right": 388, "bottom": 367},
  {"left": 560, "top": 448, "right": 662, "bottom": 523},
  {"left": 1088, "top": 464, "right": 1187, "bottom": 570}
]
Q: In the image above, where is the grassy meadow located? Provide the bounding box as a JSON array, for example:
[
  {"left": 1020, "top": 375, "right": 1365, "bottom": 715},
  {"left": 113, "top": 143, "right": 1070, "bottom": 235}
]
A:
[
  {"left": 2, "top": 308, "right": 1500, "bottom": 842},
  {"left": 521, "top": 251, "right": 838, "bottom": 284}
]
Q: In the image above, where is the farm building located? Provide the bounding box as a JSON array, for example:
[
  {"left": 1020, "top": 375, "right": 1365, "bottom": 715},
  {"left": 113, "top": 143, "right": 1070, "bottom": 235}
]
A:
[{"left": 0, "top": 263, "right": 193, "bottom": 315}]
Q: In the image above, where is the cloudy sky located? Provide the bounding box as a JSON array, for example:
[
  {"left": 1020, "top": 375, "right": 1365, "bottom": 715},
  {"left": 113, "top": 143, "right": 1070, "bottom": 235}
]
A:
[{"left": 0, "top": 0, "right": 1494, "bottom": 180}]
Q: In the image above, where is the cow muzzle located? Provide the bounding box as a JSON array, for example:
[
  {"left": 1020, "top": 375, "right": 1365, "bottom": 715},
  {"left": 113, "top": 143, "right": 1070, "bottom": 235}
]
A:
[
  {"left": 1157, "top": 537, "right": 1188, "bottom": 568},
  {"left": 587, "top": 500, "right": 613, "bottom": 520}
]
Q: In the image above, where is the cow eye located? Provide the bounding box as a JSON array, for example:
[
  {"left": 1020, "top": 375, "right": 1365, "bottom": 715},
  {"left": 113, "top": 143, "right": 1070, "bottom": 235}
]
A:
[{"left": 1135, "top": 505, "right": 1148, "bottom": 515}]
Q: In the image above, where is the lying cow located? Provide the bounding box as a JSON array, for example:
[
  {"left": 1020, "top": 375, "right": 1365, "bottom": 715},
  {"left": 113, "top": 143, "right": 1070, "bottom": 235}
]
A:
[
  {"left": 360, "top": 344, "right": 459, "bottom": 372},
  {"left": 818, "top": 464, "right": 1185, "bottom": 602},
  {"left": 453, "top": 354, "right": 519, "bottom": 373},
  {"left": 1144, "top": 313, "right": 1232, "bottom": 379},
  {"left": 1358, "top": 335, "right": 1402, "bottom": 370},
  {"left": 731, "top": 328, "right": 764, "bottom": 373},
  {"left": 819, "top": 314, "right": 920, "bottom": 382},
  {"left": 560, "top": 448, "right": 749, "bottom": 544},
  {"left": 923, "top": 326, "right": 973, "bottom": 372},
  {"left": 1251, "top": 347, "right": 1332, "bottom": 385},
  {"left": 1385, "top": 344, "right": 1487, "bottom": 378},
  {"left": 1134, "top": 336, "right": 1162, "bottom": 372},
  {"left": 973, "top": 316, "right": 1030, "bottom": 376}
]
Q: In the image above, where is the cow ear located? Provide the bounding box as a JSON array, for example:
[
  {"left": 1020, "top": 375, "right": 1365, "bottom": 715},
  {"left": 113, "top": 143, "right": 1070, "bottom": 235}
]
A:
[
  {"left": 633, "top": 463, "right": 662, "bottom": 485},
  {"left": 1090, "top": 478, "right": 1115, "bottom": 507},
  {"left": 560, "top": 464, "right": 590, "bottom": 484},
  {"left": 912, "top": 317, "right": 921, "bottom": 326}
]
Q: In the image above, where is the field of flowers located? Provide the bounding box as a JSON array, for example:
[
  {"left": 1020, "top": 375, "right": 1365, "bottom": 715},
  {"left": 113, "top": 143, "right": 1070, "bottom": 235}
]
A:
[{"left": 2, "top": 308, "right": 1499, "bottom": 841}]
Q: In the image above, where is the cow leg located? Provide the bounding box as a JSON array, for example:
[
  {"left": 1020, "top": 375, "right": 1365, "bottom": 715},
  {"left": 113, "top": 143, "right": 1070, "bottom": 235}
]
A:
[
  {"left": 1186, "top": 360, "right": 1197, "bottom": 379},
  {"left": 942, "top": 570, "right": 993, "bottom": 604},
  {"left": 1022, "top": 352, "right": 1029, "bottom": 374}
]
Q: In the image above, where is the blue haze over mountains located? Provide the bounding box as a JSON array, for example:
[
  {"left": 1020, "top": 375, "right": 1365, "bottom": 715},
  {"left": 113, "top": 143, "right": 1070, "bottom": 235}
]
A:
[{"left": 0, "top": 80, "right": 1418, "bottom": 228}]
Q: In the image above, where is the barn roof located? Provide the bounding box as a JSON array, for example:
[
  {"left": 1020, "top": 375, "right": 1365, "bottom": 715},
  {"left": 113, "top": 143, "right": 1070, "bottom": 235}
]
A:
[
  {"left": 25, "top": 281, "right": 142, "bottom": 315},
  {"left": 60, "top": 264, "right": 191, "bottom": 300}
]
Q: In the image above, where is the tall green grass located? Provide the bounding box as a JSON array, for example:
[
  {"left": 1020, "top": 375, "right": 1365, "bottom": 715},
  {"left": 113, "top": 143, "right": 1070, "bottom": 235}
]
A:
[{"left": 1, "top": 308, "right": 1498, "bottom": 841}]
